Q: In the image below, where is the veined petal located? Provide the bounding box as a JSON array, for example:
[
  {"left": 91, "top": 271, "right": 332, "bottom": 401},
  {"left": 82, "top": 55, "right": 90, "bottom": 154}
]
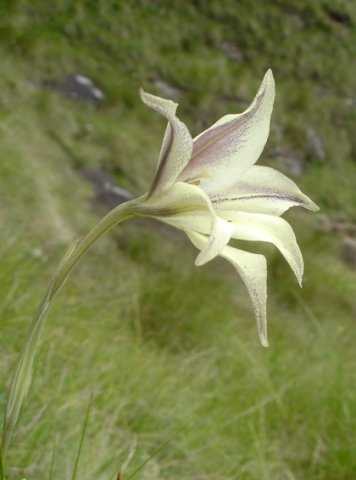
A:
[
  {"left": 178, "top": 70, "right": 275, "bottom": 195},
  {"left": 212, "top": 165, "right": 319, "bottom": 215},
  {"left": 223, "top": 211, "right": 303, "bottom": 284},
  {"left": 187, "top": 231, "right": 268, "bottom": 347},
  {"left": 138, "top": 182, "right": 233, "bottom": 264},
  {"left": 140, "top": 89, "right": 193, "bottom": 196}
]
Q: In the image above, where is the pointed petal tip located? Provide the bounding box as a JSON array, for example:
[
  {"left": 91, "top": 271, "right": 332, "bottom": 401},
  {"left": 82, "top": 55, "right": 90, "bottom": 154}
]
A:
[
  {"left": 139, "top": 88, "right": 178, "bottom": 113},
  {"left": 260, "top": 335, "right": 269, "bottom": 348},
  {"left": 261, "top": 69, "right": 275, "bottom": 93},
  {"left": 139, "top": 87, "right": 147, "bottom": 101},
  {"left": 265, "top": 68, "right": 274, "bottom": 79},
  {"left": 299, "top": 191, "right": 319, "bottom": 212},
  {"left": 308, "top": 200, "right": 320, "bottom": 212},
  {"left": 194, "top": 252, "right": 206, "bottom": 267}
]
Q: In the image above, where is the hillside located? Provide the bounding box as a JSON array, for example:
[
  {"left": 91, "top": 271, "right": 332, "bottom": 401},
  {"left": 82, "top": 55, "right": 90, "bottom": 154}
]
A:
[{"left": 0, "top": 1, "right": 355, "bottom": 479}]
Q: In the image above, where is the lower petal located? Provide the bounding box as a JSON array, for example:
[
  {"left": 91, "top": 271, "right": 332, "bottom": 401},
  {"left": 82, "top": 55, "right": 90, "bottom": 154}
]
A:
[
  {"left": 188, "top": 231, "right": 268, "bottom": 347},
  {"left": 224, "top": 211, "right": 304, "bottom": 284}
]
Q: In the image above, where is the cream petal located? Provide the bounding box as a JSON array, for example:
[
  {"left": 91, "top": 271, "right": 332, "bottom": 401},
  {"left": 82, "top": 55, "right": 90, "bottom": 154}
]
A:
[
  {"left": 140, "top": 89, "right": 193, "bottom": 196},
  {"left": 212, "top": 165, "right": 319, "bottom": 215},
  {"left": 178, "top": 70, "right": 275, "bottom": 195},
  {"left": 187, "top": 231, "right": 268, "bottom": 347},
  {"left": 195, "top": 216, "right": 235, "bottom": 266},
  {"left": 138, "top": 182, "right": 233, "bottom": 265},
  {"left": 223, "top": 211, "right": 303, "bottom": 284}
]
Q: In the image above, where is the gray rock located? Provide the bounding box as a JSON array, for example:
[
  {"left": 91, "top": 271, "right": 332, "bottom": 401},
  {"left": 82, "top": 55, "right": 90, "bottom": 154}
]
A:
[
  {"left": 307, "top": 129, "right": 326, "bottom": 162},
  {"left": 340, "top": 237, "right": 356, "bottom": 269},
  {"left": 81, "top": 166, "right": 133, "bottom": 209},
  {"left": 270, "top": 148, "right": 305, "bottom": 176},
  {"left": 42, "top": 74, "right": 105, "bottom": 105},
  {"left": 152, "top": 78, "right": 183, "bottom": 101},
  {"left": 220, "top": 41, "right": 244, "bottom": 62}
]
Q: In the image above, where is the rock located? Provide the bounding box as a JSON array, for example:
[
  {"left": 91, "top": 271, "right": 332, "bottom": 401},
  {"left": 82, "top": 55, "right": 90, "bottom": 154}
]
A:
[
  {"left": 323, "top": 5, "right": 352, "bottom": 27},
  {"left": 42, "top": 74, "right": 105, "bottom": 105},
  {"left": 307, "top": 129, "right": 326, "bottom": 163},
  {"left": 152, "top": 78, "right": 183, "bottom": 101},
  {"left": 340, "top": 237, "right": 356, "bottom": 269},
  {"left": 220, "top": 41, "right": 244, "bottom": 62},
  {"left": 270, "top": 148, "right": 305, "bottom": 176},
  {"left": 345, "top": 96, "right": 356, "bottom": 108},
  {"left": 81, "top": 166, "right": 133, "bottom": 209}
]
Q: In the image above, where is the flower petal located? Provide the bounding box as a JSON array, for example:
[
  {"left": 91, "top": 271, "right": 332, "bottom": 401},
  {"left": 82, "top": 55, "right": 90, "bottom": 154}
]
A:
[
  {"left": 212, "top": 165, "right": 319, "bottom": 215},
  {"left": 138, "top": 182, "right": 233, "bottom": 265},
  {"left": 178, "top": 70, "right": 275, "bottom": 195},
  {"left": 223, "top": 211, "right": 303, "bottom": 284},
  {"left": 140, "top": 89, "right": 193, "bottom": 196},
  {"left": 195, "top": 216, "right": 235, "bottom": 266},
  {"left": 187, "top": 231, "right": 268, "bottom": 347}
]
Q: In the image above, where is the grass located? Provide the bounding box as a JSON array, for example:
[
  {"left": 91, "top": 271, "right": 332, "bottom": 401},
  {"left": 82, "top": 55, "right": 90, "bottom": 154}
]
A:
[{"left": 0, "top": 1, "right": 355, "bottom": 479}]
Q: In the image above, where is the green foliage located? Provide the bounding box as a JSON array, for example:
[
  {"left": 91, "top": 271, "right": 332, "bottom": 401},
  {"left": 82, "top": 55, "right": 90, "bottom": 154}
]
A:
[{"left": 0, "top": 1, "right": 355, "bottom": 479}]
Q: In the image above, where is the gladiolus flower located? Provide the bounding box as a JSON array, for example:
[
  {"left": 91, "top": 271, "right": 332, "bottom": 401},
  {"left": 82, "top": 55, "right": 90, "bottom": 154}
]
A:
[{"left": 133, "top": 70, "right": 318, "bottom": 346}]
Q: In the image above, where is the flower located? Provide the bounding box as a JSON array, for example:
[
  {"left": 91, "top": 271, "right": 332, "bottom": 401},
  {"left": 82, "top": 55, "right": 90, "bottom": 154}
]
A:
[{"left": 132, "top": 70, "right": 318, "bottom": 346}]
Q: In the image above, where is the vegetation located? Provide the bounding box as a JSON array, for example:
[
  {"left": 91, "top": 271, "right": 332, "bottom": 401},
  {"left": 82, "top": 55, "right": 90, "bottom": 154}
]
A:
[{"left": 0, "top": 1, "right": 355, "bottom": 478}]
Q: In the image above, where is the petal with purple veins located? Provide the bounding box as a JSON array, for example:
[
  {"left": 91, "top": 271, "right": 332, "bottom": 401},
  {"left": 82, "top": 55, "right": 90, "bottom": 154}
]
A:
[
  {"left": 178, "top": 70, "right": 275, "bottom": 195},
  {"left": 212, "top": 165, "right": 319, "bottom": 215},
  {"left": 140, "top": 90, "right": 193, "bottom": 196}
]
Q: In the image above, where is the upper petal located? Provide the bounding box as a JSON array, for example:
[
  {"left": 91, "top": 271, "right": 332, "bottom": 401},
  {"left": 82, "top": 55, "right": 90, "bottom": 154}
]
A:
[
  {"left": 187, "top": 231, "right": 268, "bottom": 347},
  {"left": 140, "top": 89, "right": 193, "bottom": 196},
  {"left": 178, "top": 70, "right": 275, "bottom": 195},
  {"left": 212, "top": 165, "right": 319, "bottom": 215}
]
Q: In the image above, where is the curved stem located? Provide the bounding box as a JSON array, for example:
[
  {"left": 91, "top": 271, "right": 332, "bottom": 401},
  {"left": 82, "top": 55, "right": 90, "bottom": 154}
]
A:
[{"left": 1, "top": 199, "right": 137, "bottom": 461}]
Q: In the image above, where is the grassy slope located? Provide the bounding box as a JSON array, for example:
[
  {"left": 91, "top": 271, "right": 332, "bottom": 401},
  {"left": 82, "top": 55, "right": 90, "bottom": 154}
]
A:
[{"left": 0, "top": 1, "right": 355, "bottom": 479}]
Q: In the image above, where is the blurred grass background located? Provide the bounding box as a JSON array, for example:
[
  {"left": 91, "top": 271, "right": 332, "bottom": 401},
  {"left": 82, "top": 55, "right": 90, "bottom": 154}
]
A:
[{"left": 0, "top": 1, "right": 355, "bottom": 479}]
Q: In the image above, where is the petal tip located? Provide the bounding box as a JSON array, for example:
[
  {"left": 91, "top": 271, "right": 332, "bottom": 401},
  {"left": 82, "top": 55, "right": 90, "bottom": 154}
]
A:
[
  {"left": 194, "top": 252, "right": 208, "bottom": 267},
  {"left": 139, "top": 88, "right": 178, "bottom": 114},
  {"left": 309, "top": 200, "right": 320, "bottom": 212},
  {"left": 139, "top": 87, "right": 147, "bottom": 101},
  {"left": 265, "top": 68, "right": 274, "bottom": 80},
  {"left": 262, "top": 69, "right": 275, "bottom": 93}
]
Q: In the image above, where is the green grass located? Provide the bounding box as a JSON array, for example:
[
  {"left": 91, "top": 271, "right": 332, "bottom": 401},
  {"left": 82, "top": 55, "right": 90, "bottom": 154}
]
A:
[{"left": 0, "top": 1, "right": 355, "bottom": 479}]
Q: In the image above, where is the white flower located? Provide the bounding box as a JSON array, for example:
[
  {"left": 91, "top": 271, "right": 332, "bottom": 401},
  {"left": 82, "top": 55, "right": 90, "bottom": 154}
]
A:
[{"left": 132, "top": 70, "right": 318, "bottom": 347}]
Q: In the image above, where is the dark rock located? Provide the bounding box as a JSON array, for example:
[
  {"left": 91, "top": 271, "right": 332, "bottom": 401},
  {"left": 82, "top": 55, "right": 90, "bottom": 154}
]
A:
[
  {"left": 42, "top": 74, "right": 105, "bottom": 105},
  {"left": 81, "top": 165, "right": 133, "bottom": 209},
  {"left": 340, "top": 237, "right": 356, "bottom": 269},
  {"left": 323, "top": 5, "right": 352, "bottom": 27},
  {"left": 307, "top": 129, "right": 326, "bottom": 163}
]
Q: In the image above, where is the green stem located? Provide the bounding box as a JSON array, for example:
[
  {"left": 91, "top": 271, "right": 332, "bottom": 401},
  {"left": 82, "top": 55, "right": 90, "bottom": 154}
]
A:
[{"left": 1, "top": 199, "right": 137, "bottom": 463}]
